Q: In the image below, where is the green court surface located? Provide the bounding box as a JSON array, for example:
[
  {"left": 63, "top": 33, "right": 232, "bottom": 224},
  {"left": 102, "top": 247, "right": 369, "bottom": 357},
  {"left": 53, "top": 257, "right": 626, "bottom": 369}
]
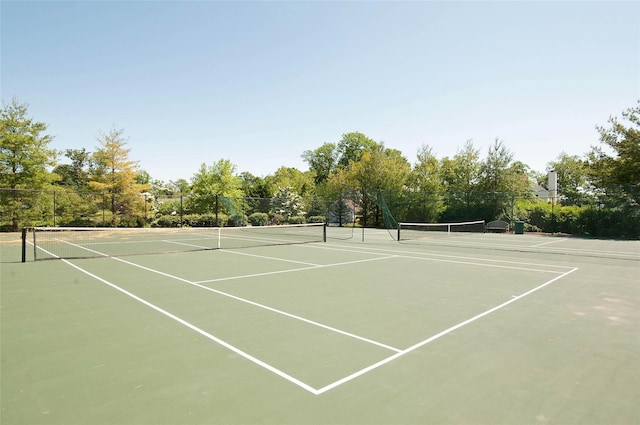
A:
[{"left": 1, "top": 228, "right": 639, "bottom": 424}]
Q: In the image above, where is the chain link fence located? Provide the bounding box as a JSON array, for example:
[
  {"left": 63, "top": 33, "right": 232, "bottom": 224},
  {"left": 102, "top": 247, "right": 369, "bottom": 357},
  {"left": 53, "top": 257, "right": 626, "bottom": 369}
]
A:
[{"left": 1, "top": 186, "right": 638, "bottom": 238}]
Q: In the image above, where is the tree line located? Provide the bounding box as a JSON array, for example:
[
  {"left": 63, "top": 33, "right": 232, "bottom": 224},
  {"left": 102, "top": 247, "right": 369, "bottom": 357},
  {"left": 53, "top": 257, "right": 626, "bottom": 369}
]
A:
[{"left": 1, "top": 98, "right": 638, "bottom": 237}]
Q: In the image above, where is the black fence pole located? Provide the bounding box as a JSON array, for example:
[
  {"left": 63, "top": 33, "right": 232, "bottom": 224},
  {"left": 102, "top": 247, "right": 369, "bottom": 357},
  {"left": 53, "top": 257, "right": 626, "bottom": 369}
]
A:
[
  {"left": 53, "top": 190, "right": 57, "bottom": 227},
  {"left": 21, "top": 228, "right": 27, "bottom": 263},
  {"left": 180, "top": 194, "right": 184, "bottom": 228}
]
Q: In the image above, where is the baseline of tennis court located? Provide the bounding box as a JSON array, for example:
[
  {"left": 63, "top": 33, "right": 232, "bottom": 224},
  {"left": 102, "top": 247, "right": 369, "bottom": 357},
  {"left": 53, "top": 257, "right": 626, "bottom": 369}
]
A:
[{"left": 1, "top": 229, "right": 638, "bottom": 424}]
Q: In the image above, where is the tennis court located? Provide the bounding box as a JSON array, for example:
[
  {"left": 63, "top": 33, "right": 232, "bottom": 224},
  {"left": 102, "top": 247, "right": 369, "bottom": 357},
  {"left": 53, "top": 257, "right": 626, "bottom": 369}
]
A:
[{"left": 1, "top": 226, "right": 639, "bottom": 424}]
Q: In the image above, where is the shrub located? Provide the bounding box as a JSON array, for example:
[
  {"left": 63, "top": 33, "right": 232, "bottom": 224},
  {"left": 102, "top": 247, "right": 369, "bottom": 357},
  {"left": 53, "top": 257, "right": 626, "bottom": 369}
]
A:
[
  {"left": 288, "top": 215, "right": 306, "bottom": 224},
  {"left": 249, "top": 212, "right": 269, "bottom": 226},
  {"left": 193, "top": 213, "right": 217, "bottom": 227},
  {"left": 527, "top": 203, "right": 552, "bottom": 232},
  {"left": 307, "top": 215, "right": 326, "bottom": 224},
  {"left": 227, "top": 213, "right": 247, "bottom": 227},
  {"left": 270, "top": 213, "right": 284, "bottom": 225},
  {"left": 154, "top": 214, "right": 182, "bottom": 228},
  {"left": 153, "top": 213, "right": 227, "bottom": 228}
]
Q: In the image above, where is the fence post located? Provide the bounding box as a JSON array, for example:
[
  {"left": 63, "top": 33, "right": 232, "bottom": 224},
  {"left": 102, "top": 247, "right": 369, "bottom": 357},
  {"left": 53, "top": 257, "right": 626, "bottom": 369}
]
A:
[
  {"left": 180, "top": 194, "right": 184, "bottom": 228},
  {"left": 21, "top": 228, "right": 27, "bottom": 263},
  {"left": 215, "top": 194, "right": 219, "bottom": 226},
  {"left": 53, "top": 190, "right": 57, "bottom": 227}
]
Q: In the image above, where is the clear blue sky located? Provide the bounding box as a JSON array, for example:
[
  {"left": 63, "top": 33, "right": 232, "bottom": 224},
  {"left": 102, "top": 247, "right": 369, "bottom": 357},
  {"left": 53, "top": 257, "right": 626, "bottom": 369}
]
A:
[{"left": 2, "top": 0, "right": 639, "bottom": 183}]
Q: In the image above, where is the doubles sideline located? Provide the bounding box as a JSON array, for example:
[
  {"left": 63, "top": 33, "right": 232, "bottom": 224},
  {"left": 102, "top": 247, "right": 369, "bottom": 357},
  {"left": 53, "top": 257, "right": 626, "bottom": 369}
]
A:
[{"left": 34, "top": 240, "right": 578, "bottom": 395}]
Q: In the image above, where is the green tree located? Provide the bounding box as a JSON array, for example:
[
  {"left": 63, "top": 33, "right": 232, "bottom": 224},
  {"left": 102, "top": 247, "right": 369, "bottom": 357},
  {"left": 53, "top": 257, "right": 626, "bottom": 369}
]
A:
[
  {"left": 478, "top": 139, "right": 530, "bottom": 220},
  {"left": 270, "top": 186, "right": 305, "bottom": 222},
  {"left": 589, "top": 101, "right": 640, "bottom": 204},
  {"left": 479, "top": 139, "right": 514, "bottom": 193},
  {"left": 135, "top": 170, "right": 152, "bottom": 185},
  {"left": 51, "top": 148, "right": 97, "bottom": 226},
  {"left": 0, "top": 99, "right": 57, "bottom": 230},
  {"left": 188, "top": 159, "right": 243, "bottom": 214},
  {"left": 329, "top": 141, "right": 410, "bottom": 226},
  {"left": 88, "top": 127, "right": 149, "bottom": 226},
  {"left": 240, "top": 172, "right": 270, "bottom": 199},
  {"left": 405, "top": 144, "right": 445, "bottom": 222},
  {"left": 266, "top": 166, "right": 314, "bottom": 197},
  {"left": 168, "top": 179, "right": 191, "bottom": 195},
  {"left": 441, "top": 140, "right": 482, "bottom": 219},
  {"left": 353, "top": 145, "right": 410, "bottom": 193},
  {"left": 301, "top": 142, "right": 338, "bottom": 185},
  {"left": 547, "top": 152, "right": 593, "bottom": 206},
  {"left": 336, "top": 132, "right": 379, "bottom": 169},
  {"left": 239, "top": 172, "right": 271, "bottom": 216},
  {"left": 52, "top": 148, "right": 91, "bottom": 191}
]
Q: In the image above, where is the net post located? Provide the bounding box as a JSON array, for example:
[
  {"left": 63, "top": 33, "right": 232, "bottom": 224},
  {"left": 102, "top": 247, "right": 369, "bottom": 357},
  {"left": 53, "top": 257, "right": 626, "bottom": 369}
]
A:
[
  {"left": 323, "top": 223, "right": 327, "bottom": 242},
  {"left": 397, "top": 223, "right": 401, "bottom": 241},
  {"left": 21, "top": 227, "right": 27, "bottom": 262}
]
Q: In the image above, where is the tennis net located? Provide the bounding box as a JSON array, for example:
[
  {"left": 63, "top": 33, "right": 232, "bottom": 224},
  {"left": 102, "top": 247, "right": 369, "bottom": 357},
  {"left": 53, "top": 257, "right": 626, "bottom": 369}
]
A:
[
  {"left": 397, "top": 220, "right": 485, "bottom": 241},
  {"left": 24, "top": 223, "right": 327, "bottom": 261}
]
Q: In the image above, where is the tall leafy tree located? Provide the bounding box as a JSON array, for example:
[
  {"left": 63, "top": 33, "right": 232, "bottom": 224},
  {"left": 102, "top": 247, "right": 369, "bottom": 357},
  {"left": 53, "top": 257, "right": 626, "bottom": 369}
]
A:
[
  {"left": 168, "top": 179, "right": 191, "bottom": 195},
  {"left": 0, "top": 99, "right": 57, "bottom": 230},
  {"left": 589, "top": 101, "right": 640, "bottom": 204},
  {"left": 52, "top": 148, "right": 91, "bottom": 191},
  {"left": 336, "top": 132, "right": 378, "bottom": 169},
  {"left": 239, "top": 172, "right": 271, "bottom": 217},
  {"left": 301, "top": 142, "right": 338, "bottom": 185},
  {"left": 51, "top": 148, "right": 96, "bottom": 226},
  {"left": 240, "top": 172, "right": 270, "bottom": 199},
  {"left": 479, "top": 139, "right": 514, "bottom": 193},
  {"left": 270, "top": 186, "right": 305, "bottom": 222},
  {"left": 266, "top": 166, "right": 314, "bottom": 197},
  {"left": 441, "top": 140, "right": 481, "bottom": 214},
  {"left": 351, "top": 145, "right": 410, "bottom": 193},
  {"left": 89, "top": 127, "right": 148, "bottom": 226},
  {"left": 410, "top": 145, "right": 442, "bottom": 192},
  {"left": 406, "top": 144, "right": 445, "bottom": 222},
  {"left": 547, "top": 152, "right": 593, "bottom": 206},
  {"left": 188, "top": 159, "right": 243, "bottom": 214},
  {"left": 478, "top": 139, "right": 530, "bottom": 219},
  {"left": 329, "top": 142, "right": 410, "bottom": 226}
]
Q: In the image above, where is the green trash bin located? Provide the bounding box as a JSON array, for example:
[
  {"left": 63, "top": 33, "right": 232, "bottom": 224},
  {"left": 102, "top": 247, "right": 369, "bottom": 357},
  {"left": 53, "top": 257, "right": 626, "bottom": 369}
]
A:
[{"left": 515, "top": 221, "right": 525, "bottom": 234}]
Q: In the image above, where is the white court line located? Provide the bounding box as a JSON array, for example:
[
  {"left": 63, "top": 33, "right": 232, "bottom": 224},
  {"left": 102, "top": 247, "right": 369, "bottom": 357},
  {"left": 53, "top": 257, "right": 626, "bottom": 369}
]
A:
[
  {"left": 193, "top": 255, "right": 398, "bottom": 284},
  {"left": 40, "top": 238, "right": 580, "bottom": 395},
  {"left": 529, "top": 238, "right": 567, "bottom": 247},
  {"left": 314, "top": 266, "right": 579, "bottom": 395},
  {"left": 165, "top": 239, "right": 323, "bottom": 266},
  {"left": 385, "top": 253, "right": 563, "bottom": 274},
  {"left": 57, "top": 239, "right": 109, "bottom": 257},
  {"left": 397, "top": 237, "right": 640, "bottom": 259},
  {"left": 163, "top": 239, "right": 214, "bottom": 250},
  {"left": 220, "top": 249, "right": 321, "bottom": 266},
  {"left": 59, "top": 258, "right": 319, "bottom": 394},
  {"left": 307, "top": 242, "right": 573, "bottom": 273},
  {"left": 111, "top": 256, "right": 401, "bottom": 353},
  {"left": 54, "top": 239, "right": 401, "bottom": 353}
]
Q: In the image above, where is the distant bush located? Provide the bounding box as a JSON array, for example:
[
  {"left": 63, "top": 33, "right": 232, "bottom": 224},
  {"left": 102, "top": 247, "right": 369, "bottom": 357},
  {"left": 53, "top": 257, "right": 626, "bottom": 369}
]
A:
[
  {"left": 228, "top": 213, "right": 247, "bottom": 227},
  {"left": 270, "top": 213, "right": 284, "bottom": 225},
  {"left": 288, "top": 215, "right": 306, "bottom": 224},
  {"left": 154, "top": 214, "right": 182, "bottom": 228},
  {"left": 249, "top": 212, "right": 269, "bottom": 226},
  {"left": 307, "top": 215, "right": 326, "bottom": 224},
  {"left": 154, "top": 213, "right": 227, "bottom": 228}
]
